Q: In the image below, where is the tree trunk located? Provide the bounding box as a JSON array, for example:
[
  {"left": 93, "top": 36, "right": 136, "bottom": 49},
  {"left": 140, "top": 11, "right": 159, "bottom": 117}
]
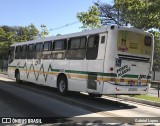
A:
[{"left": 153, "top": 70, "right": 155, "bottom": 80}]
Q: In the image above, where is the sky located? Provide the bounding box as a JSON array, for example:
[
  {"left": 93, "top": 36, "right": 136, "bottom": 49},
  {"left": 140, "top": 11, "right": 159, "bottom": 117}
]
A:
[{"left": 0, "top": 0, "right": 112, "bottom": 36}]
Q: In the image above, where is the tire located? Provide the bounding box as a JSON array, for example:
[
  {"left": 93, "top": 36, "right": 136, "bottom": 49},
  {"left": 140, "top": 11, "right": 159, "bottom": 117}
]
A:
[
  {"left": 88, "top": 93, "right": 102, "bottom": 98},
  {"left": 57, "top": 76, "right": 68, "bottom": 95},
  {"left": 15, "top": 71, "right": 22, "bottom": 84}
]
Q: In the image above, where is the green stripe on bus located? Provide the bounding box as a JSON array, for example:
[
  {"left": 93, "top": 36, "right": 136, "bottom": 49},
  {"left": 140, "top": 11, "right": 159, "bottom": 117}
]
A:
[
  {"left": 8, "top": 64, "right": 139, "bottom": 81},
  {"left": 122, "top": 74, "right": 138, "bottom": 78}
]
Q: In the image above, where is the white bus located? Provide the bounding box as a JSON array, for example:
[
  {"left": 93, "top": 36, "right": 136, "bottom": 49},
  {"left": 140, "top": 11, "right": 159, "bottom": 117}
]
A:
[{"left": 8, "top": 25, "right": 154, "bottom": 97}]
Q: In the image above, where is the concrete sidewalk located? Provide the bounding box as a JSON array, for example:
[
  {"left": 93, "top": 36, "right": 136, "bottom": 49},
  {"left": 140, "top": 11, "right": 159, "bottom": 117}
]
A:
[{"left": 0, "top": 73, "right": 160, "bottom": 107}]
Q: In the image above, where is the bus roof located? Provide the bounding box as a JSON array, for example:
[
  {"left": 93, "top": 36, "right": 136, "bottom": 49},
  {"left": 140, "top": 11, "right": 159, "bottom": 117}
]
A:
[{"left": 11, "top": 25, "right": 149, "bottom": 47}]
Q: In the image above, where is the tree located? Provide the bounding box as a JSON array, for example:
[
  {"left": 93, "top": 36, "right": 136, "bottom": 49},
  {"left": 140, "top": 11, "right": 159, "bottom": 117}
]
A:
[
  {"left": 27, "top": 24, "right": 39, "bottom": 40},
  {"left": 56, "top": 33, "right": 61, "bottom": 36},
  {"left": 39, "top": 25, "right": 49, "bottom": 38},
  {"left": 77, "top": 5, "right": 101, "bottom": 29},
  {"left": 95, "top": 2, "right": 125, "bottom": 26},
  {"left": 149, "top": 31, "right": 160, "bottom": 80},
  {"left": 0, "top": 24, "right": 49, "bottom": 60},
  {"left": 0, "top": 27, "right": 15, "bottom": 60},
  {"left": 114, "top": 0, "right": 160, "bottom": 30},
  {"left": 77, "top": 0, "right": 160, "bottom": 29}
]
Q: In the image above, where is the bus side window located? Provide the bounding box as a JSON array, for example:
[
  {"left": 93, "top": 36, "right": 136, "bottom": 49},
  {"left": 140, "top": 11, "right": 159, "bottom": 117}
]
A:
[
  {"left": 42, "top": 41, "right": 52, "bottom": 60},
  {"left": 35, "top": 43, "right": 43, "bottom": 59},
  {"left": 8, "top": 46, "right": 15, "bottom": 63},
  {"left": 66, "top": 37, "right": 86, "bottom": 60},
  {"left": 15, "top": 46, "right": 21, "bottom": 59},
  {"left": 21, "top": 45, "right": 27, "bottom": 59},
  {"left": 86, "top": 35, "right": 99, "bottom": 60},
  {"left": 52, "top": 39, "right": 67, "bottom": 59},
  {"left": 27, "top": 44, "right": 35, "bottom": 59}
]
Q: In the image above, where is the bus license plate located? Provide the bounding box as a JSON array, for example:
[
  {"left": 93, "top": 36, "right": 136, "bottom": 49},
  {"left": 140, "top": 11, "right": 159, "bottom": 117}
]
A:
[{"left": 128, "top": 88, "right": 137, "bottom": 91}]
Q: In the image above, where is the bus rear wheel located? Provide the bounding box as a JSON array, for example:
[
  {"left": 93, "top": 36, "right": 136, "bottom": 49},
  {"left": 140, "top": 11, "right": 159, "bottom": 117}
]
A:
[
  {"left": 15, "top": 71, "right": 22, "bottom": 84},
  {"left": 57, "top": 76, "right": 68, "bottom": 95}
]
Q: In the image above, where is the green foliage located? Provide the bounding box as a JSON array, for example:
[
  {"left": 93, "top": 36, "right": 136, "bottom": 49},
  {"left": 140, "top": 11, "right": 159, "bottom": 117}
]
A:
[
  {"left": 149, "top": 30, "right": 160, "bottom": 79},
  {"left": 77, "top": 5, "right": 101, "bottom": 29},
  {"left": 95, "top": 2, "right": 125, "bottom": 26},
  {"left": 0, "top": 24, "right": 49, "bottom": 59},
  {"left": 56, "top": 33, "right": 61, "bottom": 36},
  {"left": 14, "top": 24, "right": 39, "bottom": 42},
  {"left": 130, "top": 95, "right": 160, "bottom": 103},
  {"left": 40, "top": 25, "right": 49, "bottom": 38},
  {"left": 114, "top": 0, "right": 160, "bottom": 30}
]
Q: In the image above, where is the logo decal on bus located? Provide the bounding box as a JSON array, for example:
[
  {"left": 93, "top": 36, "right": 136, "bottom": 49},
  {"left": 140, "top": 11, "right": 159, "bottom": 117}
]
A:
[{"left": 117, "top": 65, "right": 131, "bottom": 77}]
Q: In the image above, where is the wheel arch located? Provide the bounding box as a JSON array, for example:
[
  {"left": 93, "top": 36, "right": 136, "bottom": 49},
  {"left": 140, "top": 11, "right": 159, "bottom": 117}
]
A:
[
  {"left": 57, "top": 73, "right": 68, "bottom": 88},
  {"left": 15, "top": 68, "right": 19, "bottom": 78}
]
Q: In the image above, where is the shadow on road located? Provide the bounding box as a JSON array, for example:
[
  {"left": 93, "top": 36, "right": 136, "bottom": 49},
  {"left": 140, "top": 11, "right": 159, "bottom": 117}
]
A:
[{"left": 0, "top": 80, "right": 137, "bottom": 125}]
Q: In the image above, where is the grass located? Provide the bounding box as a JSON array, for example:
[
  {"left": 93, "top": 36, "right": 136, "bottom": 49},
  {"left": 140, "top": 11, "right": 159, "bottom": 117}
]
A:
[{"left": 129, "top": 95, "right": 160, "bottom": 103}]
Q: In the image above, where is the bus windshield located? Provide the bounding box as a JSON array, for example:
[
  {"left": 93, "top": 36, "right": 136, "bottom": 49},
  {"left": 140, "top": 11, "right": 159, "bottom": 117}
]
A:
[{"left": 117, "top": 30, "right": 152, "bottom": 56}]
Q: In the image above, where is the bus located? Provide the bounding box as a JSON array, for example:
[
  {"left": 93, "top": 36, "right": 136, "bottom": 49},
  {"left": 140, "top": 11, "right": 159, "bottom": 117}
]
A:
[{"left": 8, "top": 25, "right": 154, "bottom": 97}]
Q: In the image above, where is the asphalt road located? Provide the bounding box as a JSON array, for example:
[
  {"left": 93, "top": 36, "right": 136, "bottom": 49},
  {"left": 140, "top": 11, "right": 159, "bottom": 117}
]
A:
[
  {"left": 0, "top": 74, "right": 160, "bottom": 125},
  {"left": 0, "top": 81, "right": 100, "bottom": 117}
]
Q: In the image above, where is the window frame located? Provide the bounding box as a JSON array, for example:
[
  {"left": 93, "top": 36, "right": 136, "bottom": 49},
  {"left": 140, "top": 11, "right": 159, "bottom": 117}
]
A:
[
  {"left": 21, "top": 44, "right": 27, "bottom": 59},
  {"left": 52, "top": 39, "right": 67, "bottom": 60},
  {"left": 52, "top": 39, "right": 67, "bottom": 51},
  {"left": 35, "top": 43, "right": 43, "bottom": 52},
  {"left": 15, "top": 45, "right": 21, "bottom": 59},
  {"left": 8, "top": 46, "right": 15, "bottom": 63},
  {"left": 21, "top": 45, "right": 27, "bottom": 52},
  {"left": 43, "top": 41, "right": 52, "bottom": 51},
  {"left": 27, "top": 44, "right": 35, "bottom": 59},
  {"left": 86, "top": 34, "right": 99, "bottom": 60},
  {"left": 66, "top": 36, "right": 87, "bottom": 60},
  {"left": 68, "top": 36, "right": 87, "bottom": 50}
]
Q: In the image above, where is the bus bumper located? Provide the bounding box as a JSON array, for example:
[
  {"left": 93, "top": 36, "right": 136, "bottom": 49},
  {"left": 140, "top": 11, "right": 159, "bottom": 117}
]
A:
[{"left": 102, "top": 82, "right": 149, "bottom": 95}]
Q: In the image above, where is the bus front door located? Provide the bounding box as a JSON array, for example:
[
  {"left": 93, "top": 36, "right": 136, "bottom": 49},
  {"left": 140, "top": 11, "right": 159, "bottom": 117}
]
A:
[{"left": 86, "top": 33, "right": 108, "bottom": 94}]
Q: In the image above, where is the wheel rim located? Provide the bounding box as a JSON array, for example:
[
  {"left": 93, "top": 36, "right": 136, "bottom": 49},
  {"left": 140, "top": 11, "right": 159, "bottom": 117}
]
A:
[{"left": 59, "top": 80, "right": 66, "bottom": 93}]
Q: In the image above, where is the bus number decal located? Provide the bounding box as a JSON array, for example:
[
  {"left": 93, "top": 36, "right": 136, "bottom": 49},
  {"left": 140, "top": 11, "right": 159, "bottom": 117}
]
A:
[{"left": 138, "top": 74, "right": 146, "bottom": 79}]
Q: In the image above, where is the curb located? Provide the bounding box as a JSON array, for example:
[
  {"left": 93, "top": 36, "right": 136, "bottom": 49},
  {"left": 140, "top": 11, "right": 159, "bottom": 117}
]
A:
[
  {"left": 111, "top": 95, "right": 160, "bottom": 107},
  {"left": 0, "top": 72, "right": 8, "bottom": 75}
]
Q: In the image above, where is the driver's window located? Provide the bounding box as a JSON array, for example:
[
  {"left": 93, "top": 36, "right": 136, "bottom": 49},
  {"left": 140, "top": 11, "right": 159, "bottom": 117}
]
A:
[{"left": 8, "top": 46, "right": 15, "bottom": 64}]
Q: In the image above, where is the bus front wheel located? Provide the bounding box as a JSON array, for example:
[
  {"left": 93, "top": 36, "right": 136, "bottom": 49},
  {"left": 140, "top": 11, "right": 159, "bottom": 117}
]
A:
[
  {"left": 15, "top": 71, "right": 22, "bottom": 84},
  {"left": 57, "top": 76, "right": 68, "bottom": 95}
]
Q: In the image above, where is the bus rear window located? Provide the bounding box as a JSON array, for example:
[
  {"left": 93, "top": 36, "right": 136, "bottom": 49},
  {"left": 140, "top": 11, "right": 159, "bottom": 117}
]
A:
[{"left": 144, "top": 36, "right": 151, "bottom": 46}]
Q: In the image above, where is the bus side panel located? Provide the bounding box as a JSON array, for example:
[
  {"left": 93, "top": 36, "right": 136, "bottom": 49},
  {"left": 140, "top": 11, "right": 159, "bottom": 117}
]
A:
[
  {"left": 26, "top": 59, "right": 37, "bottom": 83},
  {"left": 19, "top": 59, "right": 27, "bottom": 81},
  {"left": 33, "top": 59, "right": 46, "bottom": 85},
  {"left": 8, "top": 60, "right": 16, "bottom": 80},
  {"left": 102, "top": 29, "right": 118, "bottom": 94},
  {"left": 68, "top": 60, "right": 87, "bottom": 92},
  {"left": 87, "top": 60, "right": 104, "bottom": 94},
  {"left": 50, "top": 59, "right": 70, "bottom": 88},
  {"left": 44, "top": 59, "right": 56, "bottom": 87}
]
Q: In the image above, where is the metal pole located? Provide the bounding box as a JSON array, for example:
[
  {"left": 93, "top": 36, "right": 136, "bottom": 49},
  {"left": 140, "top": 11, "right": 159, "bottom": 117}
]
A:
[
  {"left": 158, "top": 83, "right": 160, "bottom": 97},
  {"left": 117, "top": 0, "right": 119, "bottom": 26}
]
